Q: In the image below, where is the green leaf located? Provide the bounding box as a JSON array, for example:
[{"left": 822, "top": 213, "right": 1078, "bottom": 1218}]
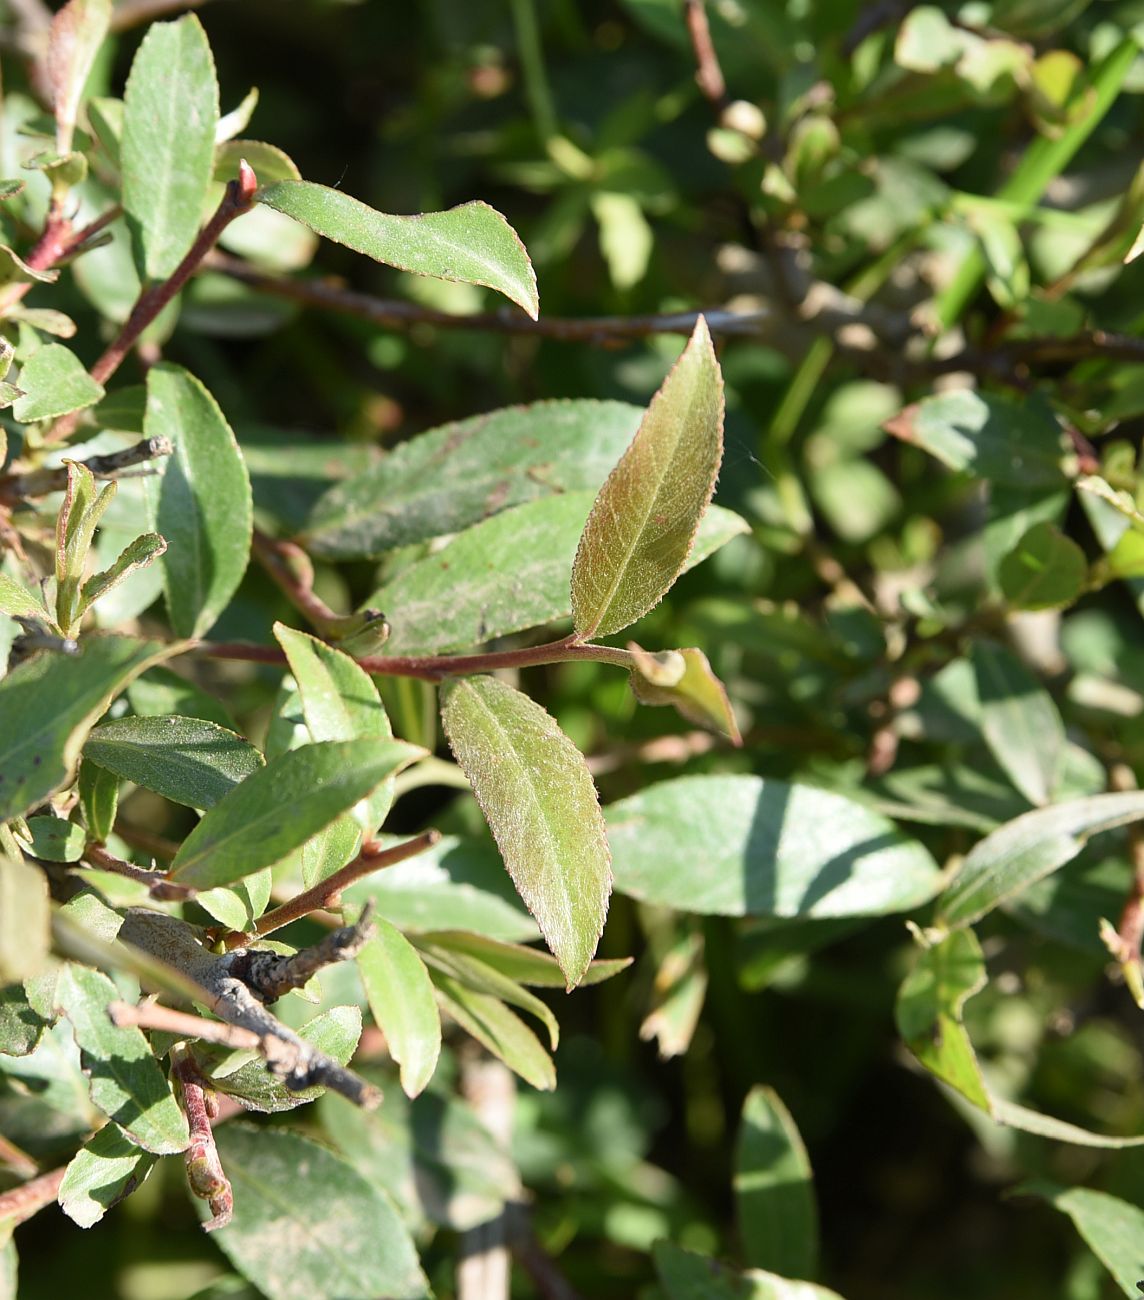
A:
[
  {"left": 416, "top": 930, "right": 630, "bottom": 988},
  {"left": 883, "top": 390, "right": 1065, "bottom": 486},
  {"left": 896, "top": 928, "right": 991, "bottom": 1110},
  {"left": 431, "top": 968, "right": 555, "bottom": 1090},
  {"left": 12, "top": 344, "right": 103, "bottom": 423},
  {"left": 121, "top": 14, "right": 219, "bottom": 280},
  {"left": 440, "top": 675, "right": 611, "bottom": 988},
  {"left": 371, "top": 493, "right": 748, "bottom": 656},
  {"left": 571, "top": 317, "right": 724, "bottom": 637},
  {"left": 0, "top": 856, "right": 50, "bottom": 982},
  {"left": 0, "top": 635, "right": 177, "bottom": 821},
  {"left": 1020, "top": 1184, "right": 1144, "bottom": 1297},
  {"left": 940, "top": 790, "right": 1144, "bottom": 928},
  {"left": 0, "top": 984, "right": 47, "bottom": 1056},
  {"left": 302, "top": 399, "right": 643, "bottom": 559},
  {"left": 629, "top": 644, "right": 740, "bottom": 743},
  {"left": 0, "top": 573, "right": 51, "bottom": 623},
  {"left": 257, "top": 180, "right": 537, "bottom": 318},
  {"left": 203, "top": 1006, "right": 362, "bottom": 1112},
  {"left": 47, "top": 0, "right": 112, "bottom": 156},
  {"left": 58, "top": 1121, "right": 156, "bottom": 1228},
  {"left": 19, "top": 815, "right": 86, "bottom": 863},
  {"left": 998, "top": 521, "right": 1087, "bottom": 610},
  {"left": 168, "top": 738, "right": 422, "bottom": 888},
  {"left": 607, "top": 775, "right": 941, "bottom": 917},
  {"left": 55, "top": 462, "right": 116, "bottom": 636},
  {"left": 197, "top": 871, "right": 272, "bottom": 933},
  {"left": 144, "top": 364, "right": 253, "bottom": 638},
  {"left": 274, "top": 624, "right": 393, "bottom": 831},
  {"left": 654, "top": 1242, "right": 846, "bottom": 1300},
  {"left": 84, "top": 714, "right": 264, "bottom": 811},
  {"left": 341, "top": 834, "right": 537, "bottom": 942},
  {"left": 320, "top": 1075, "right": 519, "bottom": 1232},
  {"left": 208, "top": 1124, "right": 428, "bottom": 1299},
  {"left": 735, "top": 1087, "right": 818, "bottom": 1279},
  {"left": 55, "top": 964, "right": 189, "bottom": 1154},
  {"left": 972, "top": 640, "right": 1065, "bottom": 806},
  {"left": 79, "top": 532, "right": 167, "bottom": 620},
  {"left": 357, "top": 918, "right": 441, "bottom": 1098},
  {"left": 640, "top": 924, "right": 707, "bottom": 1058}
]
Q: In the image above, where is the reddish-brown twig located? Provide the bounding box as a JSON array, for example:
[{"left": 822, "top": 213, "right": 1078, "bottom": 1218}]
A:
[
  {"left": 174, "top": 1055, "right": 233, "bottom": 1232},
  {"left": 108, "top": 1000, "right": 261, "bottom": 1050}
]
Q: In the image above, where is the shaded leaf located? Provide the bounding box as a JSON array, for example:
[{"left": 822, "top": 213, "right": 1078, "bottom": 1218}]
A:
[
  {"left": 55, "top": 964, "right": 189, "bottom": 1154},
  {"left": 257, "top": 181, "right": 537, "bottom": 317},
  {"left": 640, "top": 925, "right": 706, "bottom": 1058},
  {"left": 940, "top": 790, "right": 1144, "bottom": 928},
  {"left": 571, "top": 317, "right": 724, "bottom": 637},
  {"left": 654, "top": 1242, "right": 845, "bottom": 1300},
  {"left": 84, "top": 714, "right": 263, "bottom": 811},
  {"left": 58, "top": 1121, "right": 156, "bottom": 1228},
  {"left": 121, "top": 15, "right": 219, "bottom": 279},
  {"left": 357, "top": 918, "right": 441, "bottom": 1098},
  {"left": 12, "top": 344, "right": 103, "bottom": 423},
  {"left": 302, "top": 399, "right": 643, "bottom": 559},
  {"left": 19, "top": 815, "right": 86, "bottom": 863},
  {"left": 735, "top": 1087, "right": 818, "bottom": 1278},
  {"left": 208, "top": 1124, "right": 428, "bottom": 1300},
  {"left": 168, "top": 739, "right": 422, "bottom": 889},
  {"left": 372, "top": 493, "right": 747, "bottom": 656},
  {"left": 127, "top": 666, "right": 235, "bottom": 730},
  {"left": 998, "top": 521, "right": 1087, "bottom": 610},
  {"left": 144, "top": 364, "right": 253, "bottom": 638},
  {"left": 608, "top": 775, "right": 941, "bottom": 917},
  {"left": 972, "top": 640, "right": 1065, "bottom": 806},
  {"left": 884, "top": 390, "right": 1065, "bottom": 486},
  {"left": 440, "top": 675, "right": 611, "bottom": 988},
  {"left": 0, "top": 635, "right": 176, "bottom": 821}
]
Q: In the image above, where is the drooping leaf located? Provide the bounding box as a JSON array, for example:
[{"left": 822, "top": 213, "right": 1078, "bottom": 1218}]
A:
[
  {"left": 341, "top": 834, "right": 537, "bottom": 942},
  {"left": 168, "top": 738, "right": 422, "bottom": 889},
  {"left": 320, "top": 1075, "right": 519, "bottom": 1232},
  {"left": 274, "top": 624, "right": 393, "bottom": 831},
  {"left": 47, "top": 0, "right": 112, "bottom": 155},
  {"left": 431, "top": 968, "right": 555, "bottom": 1090},
  {"left": 144, "top": 364, "right": 253, "bottom": 638},
  {"left": 883, "top": 390, "right": 1066, "bottom": 486},
  {"left": 571, "top": 317, "right": 725, "bottom": 637},
  {"left": 55, "top": 964, "right": 189, "bottom": 1154},
  {"left": 371, "top": 493, "right": 747, "bottom": 656},
  {"left": 0, "top": 856, "right": 50, "bottom": 982},
  {"left": 607, "top": 775, "right": 941, "bottom": 917},
  {"left": 202, "top": 1006, "right": 362, "bottom": 1112},
  {"left": 302, "top": 399, "right": 643, "bottom": 559},
  {"left": 998, "top": 521, "right": 1087, "bottom": 610},
  {"left": 256, "top": 180, "right": 537, "bottom": 318},
  {"left": 58, "top": 1121, "right": 156, "bottom": 1228},
  {"left": 654, "top": 1242, "right": 845, "bottom": 1300},
  {"left": 12, "top": 344, "right": 103, "bottom": 423},
  {"left": 207, "top": 1124, "right": 428, "bottom": 1300},
  {"left": 940, "top": 790, "right": 1144, "bottom": 928},
  {"left": 357, "top": 917, "right": 441, "bottom": 1098},
  {"left": 0, "top": 635, "right": 176, "bottom": 821},
  {"left": 972, "top": 640, "right": 1065, "bottom": 806},
  {"left": 735, "top": 1087, "right": 819, "bottom": 1278},
  {"left": 440, "top": 675, "right": 611, "bottom": 988},
  {"left": 1020, "top": 1184, "right": 1144, "bottom": 1297},
  {"left": 121, "top": 15, "right": 219, "bottom": 280},
  {"left": 84, "top": 714, "right": 263, "bottom": 811}
]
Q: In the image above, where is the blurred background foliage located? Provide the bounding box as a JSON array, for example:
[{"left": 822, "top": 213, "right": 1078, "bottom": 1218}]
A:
[{"left": 6, "top": 0, "right": 1144, "bottom": 1296}]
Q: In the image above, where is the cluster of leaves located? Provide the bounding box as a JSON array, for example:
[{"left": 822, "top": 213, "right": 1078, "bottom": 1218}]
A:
[{"left": 3, "top": 0, "right": 1144, "bottom": 1298}]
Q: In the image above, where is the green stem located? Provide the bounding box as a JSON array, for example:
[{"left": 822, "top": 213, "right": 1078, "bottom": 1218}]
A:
[{"left": 510, "top": 0, "right": 559, "bottom": 146}]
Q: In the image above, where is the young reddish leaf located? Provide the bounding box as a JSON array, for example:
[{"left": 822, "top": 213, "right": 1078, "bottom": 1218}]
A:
[
  {"left": 440, "top": 675, "right": 611, "bottom": 988},
  {"left": 256, "top": 180, "right": 538, "bottom": 318},
  {"left": 628, "top": 643, "right": 741, "bottom": 744},
  {"left": 357, "top": 917, "right": 442, "bottom": 1099},
  {"left": 144, "top": 364, "right": 253, "bottom": 639},
  {"left": 571, "top": 316, "right": 725, "bottom": 638},
  {"left": 121, "top": 14, "right": 219, "bottom": 280},
  {"left": 47, "top": 0, "right": 111, "bottom": 156}
]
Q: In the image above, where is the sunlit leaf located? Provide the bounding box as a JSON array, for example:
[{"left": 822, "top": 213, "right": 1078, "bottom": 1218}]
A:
[
  {"left": 58, "top": 1122, "right": 156, "bottom": 1228},
  {"left": 357, "top": 917, "right": 441, "bottom": 1098}
]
